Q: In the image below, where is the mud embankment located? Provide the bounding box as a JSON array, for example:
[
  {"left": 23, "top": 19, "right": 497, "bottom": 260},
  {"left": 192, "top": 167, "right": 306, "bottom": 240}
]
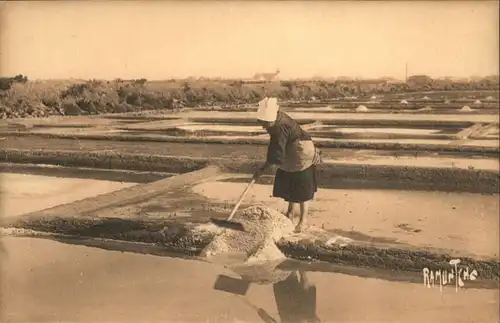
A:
[
  {"left": 0, "top": 149, "right": 210, "bottom": 173},
  {"left": 5, "top": 214, "right": 500, "bottom": 283},
  {"left": 1, "top": 148, "right": 498, "bottom": 193},
  {"left": 2, "top": 135, "right": 497, "bottom": 159},
  {"left": 0, "top": 162, "right": 172, "bottom": 183},
  {"left": 283, "top": 104, "right": 500, "bottom": 113},
  {"left": 187, "top": 116, "right": 494, "bottom": 128},
  {"left": 3, "top": 132, "right": 498, "bottom": 156}
]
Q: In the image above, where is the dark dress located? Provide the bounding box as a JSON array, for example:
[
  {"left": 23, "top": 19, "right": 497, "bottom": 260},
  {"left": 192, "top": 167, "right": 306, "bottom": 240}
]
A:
[{"left": 266, "top": 111, "right": 318, "bottom": 203}]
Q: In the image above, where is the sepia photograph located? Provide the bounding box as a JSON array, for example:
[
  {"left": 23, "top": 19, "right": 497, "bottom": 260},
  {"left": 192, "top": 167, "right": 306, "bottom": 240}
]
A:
[{"left": 0, "top": 1, "right": 499, "bottom": 322}]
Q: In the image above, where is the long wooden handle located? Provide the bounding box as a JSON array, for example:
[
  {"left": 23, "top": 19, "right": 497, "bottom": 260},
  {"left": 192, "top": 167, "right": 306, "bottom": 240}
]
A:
[{"left": 226, "top": 178, "right": 256, "bottom": 221}]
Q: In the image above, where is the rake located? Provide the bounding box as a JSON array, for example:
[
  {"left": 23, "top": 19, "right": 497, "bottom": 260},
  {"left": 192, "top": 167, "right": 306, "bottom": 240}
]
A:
[{"left": 209, "top": 178, "right": 255, "bottom": 231}]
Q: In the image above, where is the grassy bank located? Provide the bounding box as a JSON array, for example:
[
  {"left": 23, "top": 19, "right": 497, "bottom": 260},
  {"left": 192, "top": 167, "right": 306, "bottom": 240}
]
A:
[{"left": 0, "top": 76, "right": 498, "bottom": 119}]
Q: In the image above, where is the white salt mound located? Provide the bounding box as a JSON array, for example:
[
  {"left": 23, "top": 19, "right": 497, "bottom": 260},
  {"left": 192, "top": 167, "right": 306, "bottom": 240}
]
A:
[
  {"left": 485, "top": 96, "right": 493, "bottom": 101},
  {"left": 460, "top": 106, "right": 473, "bottom": 112},
  {"left": 400, "top": 99, "right": 408, "bottom": 104},
  {"left": 200, "top": 205, "right": 295, "bottom": 263},
  {"left": 356, "top": 105, "right": 368, "bottom": 112},
  {"left": 422, "top": 96, "right": 430, "bottom": 100},
  {"left": 230, "top": 260, "right": 293, "bottom": 285},
  {"left": 246, "top": 237, "right": 286, "bottom": 263},
  {"left": 326, "top": 236, "right": 354, "bottom": 247},
  {"left": 474, "top": 100, "right": 482, "bottom": 104}
]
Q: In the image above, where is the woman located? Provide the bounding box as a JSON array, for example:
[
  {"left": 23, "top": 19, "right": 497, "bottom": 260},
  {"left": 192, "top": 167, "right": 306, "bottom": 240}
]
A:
[{"left": 253, "top": 97, "right": 321, "bottom": 233}]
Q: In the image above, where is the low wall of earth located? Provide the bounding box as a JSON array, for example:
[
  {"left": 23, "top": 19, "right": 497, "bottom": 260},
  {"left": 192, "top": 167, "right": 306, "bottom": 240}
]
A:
[{"left": 1, "top": 149, "right": 498, "bottom": 194}]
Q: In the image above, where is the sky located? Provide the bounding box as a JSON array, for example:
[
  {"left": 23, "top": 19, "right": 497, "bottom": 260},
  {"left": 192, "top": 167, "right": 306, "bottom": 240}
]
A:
[{"left": 0, "top": 1, "right": 498, "bottom": 80}]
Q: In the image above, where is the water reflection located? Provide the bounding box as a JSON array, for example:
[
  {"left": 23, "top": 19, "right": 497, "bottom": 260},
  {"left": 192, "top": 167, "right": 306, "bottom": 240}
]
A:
[
  {"left": 213, "top": 265, "right": 320, "bottom": 323},
  {"left": 273, "top": 271, "right": 320, "bottom": 323}
]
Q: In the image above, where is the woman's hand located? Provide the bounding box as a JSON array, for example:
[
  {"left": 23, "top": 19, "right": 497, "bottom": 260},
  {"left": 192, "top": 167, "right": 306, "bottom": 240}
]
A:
[
  {"left": 253, "top": 162, "right": 271, "bottom": 180},
  {"left": 252, "top": 169, "right": 262, "bottom": 180}
]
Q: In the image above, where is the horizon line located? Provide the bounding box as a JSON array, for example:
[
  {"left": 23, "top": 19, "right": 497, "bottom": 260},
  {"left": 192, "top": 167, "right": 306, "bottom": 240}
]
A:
[{"left": 2, "top": 74, "right": 499, "bottom": 82}]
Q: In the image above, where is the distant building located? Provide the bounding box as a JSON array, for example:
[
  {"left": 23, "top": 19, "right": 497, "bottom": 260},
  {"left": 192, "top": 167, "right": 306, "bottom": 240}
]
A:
[
  {"left": 253, "top": 69, "right": 280, "bottom": 82},
  {"left": 336, "top": 76, "right": 354, "bottom": 82}
]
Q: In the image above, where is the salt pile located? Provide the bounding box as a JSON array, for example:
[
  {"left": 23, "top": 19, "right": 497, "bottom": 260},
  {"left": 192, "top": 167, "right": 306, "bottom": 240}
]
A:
[
  {"left": 230, "top": 259, "right": 293, "bottom": 284},
  {"left": 485, "top": 96, "right": 493, "bottom": 101},
  {"left": 355, "top": 105, "right": 368, "bottom": 112},
  {"left": 325, "top": 236, "right": 354, "bottom": 247},
  {"left": 474, "top": 99, "right": 482, "bottom": 104},
  {"left": 200, "top": 205, "right": 295, "bottom": 263},
  {"left": 400, "top": 99, "right": 408, "bottom": 104},
  {"left": 460, "top": 106, "right": 473, "bottom": 112}
]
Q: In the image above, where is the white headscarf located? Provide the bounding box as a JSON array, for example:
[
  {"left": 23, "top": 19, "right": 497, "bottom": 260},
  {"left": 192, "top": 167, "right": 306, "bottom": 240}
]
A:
[{"left": 256, "top": 97, "right": 279, "bottom": 122}]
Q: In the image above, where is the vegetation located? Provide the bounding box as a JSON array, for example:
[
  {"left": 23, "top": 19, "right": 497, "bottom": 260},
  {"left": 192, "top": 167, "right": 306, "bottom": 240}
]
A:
[{"left": 0, "top": 74, "right": 498, "bottom": 119}]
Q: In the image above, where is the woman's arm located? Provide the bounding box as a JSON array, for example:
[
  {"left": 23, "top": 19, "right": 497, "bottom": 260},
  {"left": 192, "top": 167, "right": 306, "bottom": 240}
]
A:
[
  {"left": 253, "top": 161, "right": 273, "bottom": 180},
  {"left": 253, "top": 125, "right": 289, "bottom": 180}
]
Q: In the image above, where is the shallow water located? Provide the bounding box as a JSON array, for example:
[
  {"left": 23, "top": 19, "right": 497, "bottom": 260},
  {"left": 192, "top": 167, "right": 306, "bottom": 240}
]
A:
[
  {"left": 2, "top": 237, "right": 498, "bottom": 323},
  {"left": 178, "top": 123, "right": 263, "bottom": 132},
  {"left": 0, "top": 173, "right": 136, "bottom": 218},
  {"left": 331, "top": 127, "right": 440, "bottom": 135}
]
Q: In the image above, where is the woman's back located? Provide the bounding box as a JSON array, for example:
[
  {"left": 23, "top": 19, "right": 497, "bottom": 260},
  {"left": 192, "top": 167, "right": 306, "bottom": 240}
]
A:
[{"left": 268, "top": 111, "right": 311, "bottom": 143}]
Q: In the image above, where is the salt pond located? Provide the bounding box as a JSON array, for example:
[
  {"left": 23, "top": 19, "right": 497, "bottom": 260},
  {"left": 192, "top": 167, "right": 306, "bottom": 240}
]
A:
[{"left": 0, "top": 173, "right": 136, "bottom": 218}]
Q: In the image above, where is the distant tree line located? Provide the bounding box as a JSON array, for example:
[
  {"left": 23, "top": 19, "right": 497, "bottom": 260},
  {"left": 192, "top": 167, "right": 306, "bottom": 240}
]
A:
[
  {"left": 0, "top": 73, "right": 498, "bottom": 119},
  {"left": 0, "top": 74, "right": 28, "bottom": 90}
]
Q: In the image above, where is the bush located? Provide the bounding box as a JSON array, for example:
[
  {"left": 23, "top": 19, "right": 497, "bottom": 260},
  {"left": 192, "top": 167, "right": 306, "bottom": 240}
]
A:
[{"left": 0, "top": 74, "right": 497, "bottom": 119}]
